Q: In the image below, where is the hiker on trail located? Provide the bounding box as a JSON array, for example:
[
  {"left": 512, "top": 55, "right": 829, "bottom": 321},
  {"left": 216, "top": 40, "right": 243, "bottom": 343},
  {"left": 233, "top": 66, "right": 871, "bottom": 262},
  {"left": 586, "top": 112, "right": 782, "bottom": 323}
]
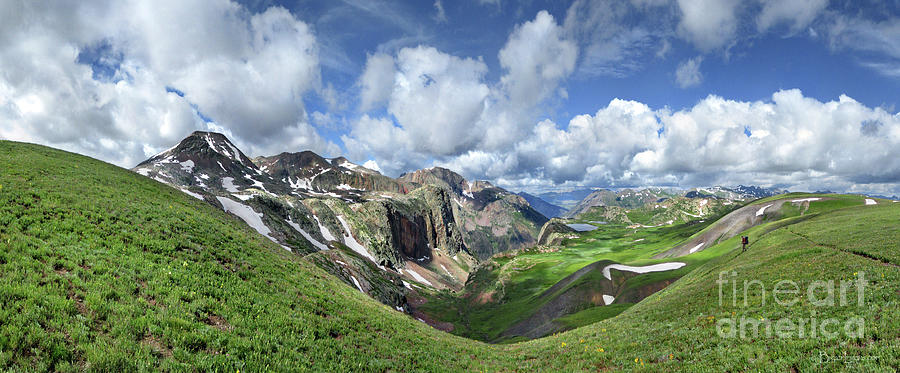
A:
[{"left": 741, "top": 236, "right": 749, "bottom": 252}]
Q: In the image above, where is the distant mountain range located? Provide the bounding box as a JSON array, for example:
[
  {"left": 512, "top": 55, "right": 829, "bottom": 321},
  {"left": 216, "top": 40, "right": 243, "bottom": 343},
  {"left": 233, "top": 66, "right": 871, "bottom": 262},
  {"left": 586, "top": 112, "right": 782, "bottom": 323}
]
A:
[
  {"left": 561, "top": 185, "right": 789, "bottom": 224},
  {"left": 517, "top": 192, "right": 567, "bottom": 218},
  {"left": 535, "top": 188, "right": 597, "bottom": 210}
]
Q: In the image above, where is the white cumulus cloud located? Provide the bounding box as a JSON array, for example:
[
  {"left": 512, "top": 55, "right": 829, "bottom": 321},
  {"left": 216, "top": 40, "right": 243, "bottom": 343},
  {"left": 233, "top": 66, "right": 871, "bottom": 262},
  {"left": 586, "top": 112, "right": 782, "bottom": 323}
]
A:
[
  {"left": 0, "top": 0, "right": 337, "bottom": 166},
  {"left": 348, "top": 10, "right": 577, "bottom": 175}
]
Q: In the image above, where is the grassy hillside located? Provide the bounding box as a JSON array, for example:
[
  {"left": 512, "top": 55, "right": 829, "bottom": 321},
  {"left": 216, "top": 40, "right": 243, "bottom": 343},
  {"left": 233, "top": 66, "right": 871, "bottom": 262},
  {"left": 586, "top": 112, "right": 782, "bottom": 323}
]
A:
[
  {"left": 0, "top": 141, "right": 494, "bottom": 371},
  {"left": 1, "top": 141, "right": 897, "bottom": 371}
]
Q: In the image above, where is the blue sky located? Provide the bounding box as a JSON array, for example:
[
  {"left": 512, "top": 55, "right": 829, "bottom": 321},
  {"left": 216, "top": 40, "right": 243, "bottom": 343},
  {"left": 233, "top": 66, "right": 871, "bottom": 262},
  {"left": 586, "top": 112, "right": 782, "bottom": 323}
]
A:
[
  {"left": 1, "top": 0, "right": 899, "bottom": 195},
  {"left": 262, "top": 0, "right": 899, "bottom": 122}
]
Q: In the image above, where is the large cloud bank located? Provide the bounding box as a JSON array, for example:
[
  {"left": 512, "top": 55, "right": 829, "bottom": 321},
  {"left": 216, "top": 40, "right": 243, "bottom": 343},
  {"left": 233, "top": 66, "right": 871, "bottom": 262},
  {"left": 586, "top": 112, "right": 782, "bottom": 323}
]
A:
[
  {"left": 0, "top": 0, "right": 338, "bottom": 166},
  {"left": 2, "top": 0, "right": 899, "bottom": 195}
]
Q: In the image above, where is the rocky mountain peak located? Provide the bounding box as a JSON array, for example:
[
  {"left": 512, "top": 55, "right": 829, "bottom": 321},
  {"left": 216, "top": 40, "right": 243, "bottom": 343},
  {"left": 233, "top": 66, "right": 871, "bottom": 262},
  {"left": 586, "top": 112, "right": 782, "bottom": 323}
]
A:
[{"left": 399, "top": 167, "right": 471, "bottom": 197}]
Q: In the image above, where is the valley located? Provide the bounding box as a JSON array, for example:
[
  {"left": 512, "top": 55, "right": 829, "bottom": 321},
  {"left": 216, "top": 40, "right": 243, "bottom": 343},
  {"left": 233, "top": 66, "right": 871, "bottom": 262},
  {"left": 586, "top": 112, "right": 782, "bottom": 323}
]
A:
[{"left": 2, "top": 140, "right": 897, "bottom": 371}]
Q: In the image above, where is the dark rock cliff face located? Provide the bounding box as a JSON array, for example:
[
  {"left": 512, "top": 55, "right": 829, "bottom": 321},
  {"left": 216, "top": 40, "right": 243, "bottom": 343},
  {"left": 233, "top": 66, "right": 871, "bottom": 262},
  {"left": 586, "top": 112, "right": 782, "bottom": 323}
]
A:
[
  {"left": 384, "top": 186, "right": 467, "bottom": 262},
  {"left": 418, "top": 185, "right": 467, "bottom": 256},
  {"left": 389, "top": 212, "right": 430, "bottom": 260}
]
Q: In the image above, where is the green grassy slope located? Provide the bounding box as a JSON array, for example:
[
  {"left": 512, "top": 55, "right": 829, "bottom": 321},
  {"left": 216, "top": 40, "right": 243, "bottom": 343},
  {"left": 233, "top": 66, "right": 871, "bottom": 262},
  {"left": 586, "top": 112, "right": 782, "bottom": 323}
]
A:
[
  {"left": 509, "top": 202, "right": 899, "bottom": 371},
  {"left": 0, "top": 141, "right": 496, "bottom": 371},
  {"left": 2, "top": 141, "right": 897, "bottom": 371}
]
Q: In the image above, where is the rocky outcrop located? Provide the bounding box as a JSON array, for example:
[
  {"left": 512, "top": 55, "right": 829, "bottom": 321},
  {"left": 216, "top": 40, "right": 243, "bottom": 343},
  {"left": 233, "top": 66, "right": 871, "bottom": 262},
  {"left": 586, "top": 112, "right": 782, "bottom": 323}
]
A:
[
  {"left": 254, "top": 151, "right": 409, "bottom": 200},
  {"left": 537, "top": 218, "right": 577, "bottom": 246},
  {"left": 399, "top": 167, "right": 548, "bottom": 261}
]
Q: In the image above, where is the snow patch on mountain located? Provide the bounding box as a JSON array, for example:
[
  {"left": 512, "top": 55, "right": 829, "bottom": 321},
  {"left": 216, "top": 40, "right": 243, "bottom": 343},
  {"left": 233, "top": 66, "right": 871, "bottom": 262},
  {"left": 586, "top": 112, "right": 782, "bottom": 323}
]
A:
[
  {"left": 314, "top": 215, "right": 336, "bottom": 242},
  {"left": 215, "top": 196, "right": 286, "bottom": 250},
  {"left": 179, "top": 160, "right": 194, "bottom": 173},
  {"left": 286, "top": 217, "right": 329, "bottom": 251},
  {"left": 180, "top": 189, "right": 204, "bottom": 200},
  {"left": 222, "top": 177, "right": 239, "bottom": 193},
  {"left": 336, "top": 215, "right": 377, "bottom": 263},
  {"left": 290, "top": 177, "right": 312, "bottom": 190},
  {"left": 602, "top": 262, "right": 686, "bottom": 280},
  {"left": 688, "top": 242, "right": 705, "bottom": 254},
  {"left": 350, "top": 275, "right": 364, "bottom": 292},
  {"left": 404, "top": 267, "right": 433, "bottom": 287}
]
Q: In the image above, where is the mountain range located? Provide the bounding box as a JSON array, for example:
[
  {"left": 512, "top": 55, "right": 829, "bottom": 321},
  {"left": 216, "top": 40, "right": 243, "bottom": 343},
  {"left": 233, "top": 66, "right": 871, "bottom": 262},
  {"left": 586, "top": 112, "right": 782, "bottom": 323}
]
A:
[
  {"left": 4, "top": 139, "right": 896, "bottom": 370},
  {"left": 133, "top": 131, "right": 547, "bottom": 310}
]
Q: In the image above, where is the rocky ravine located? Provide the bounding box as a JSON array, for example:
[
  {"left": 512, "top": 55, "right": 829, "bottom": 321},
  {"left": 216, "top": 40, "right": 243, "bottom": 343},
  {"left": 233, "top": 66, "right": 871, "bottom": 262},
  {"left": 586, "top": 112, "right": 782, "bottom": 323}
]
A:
[{"left": 133, "top": 131, "right": 546, "bottom": 310}]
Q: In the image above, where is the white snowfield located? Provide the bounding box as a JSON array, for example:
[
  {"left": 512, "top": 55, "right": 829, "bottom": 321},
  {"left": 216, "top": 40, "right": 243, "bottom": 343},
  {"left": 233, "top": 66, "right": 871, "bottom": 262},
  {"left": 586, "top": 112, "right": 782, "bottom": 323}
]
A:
[
  {"left": 339, "top": 161, "right": 369, "bottom": 173},
  {"left": 350, "top": 275, "right": 364, "bottom": 292},
  {"left": 246, "top": 176, "right": 269, "bottom": 193},
  {"left": 865, "top": 199, "right": 877, "bottom": 205},
  {"left": 179, "top": 160, "right": 194, "bottom": 173},
  {"left": 286, "top": 217, "right": 329, "bottom": 251},
  {"left": 756, "top": 204, "right": 773, "bottom": 216},
  {"left": 180, "top": 189, "right": 204, "bottom": 200},
  {"left": 289, "top": 177, "right": 312, "bottom": 190},
  {"left": 336, "top": 215, "right": 378, "bottom": 263},
  {"left": 404, "top": 267, "right": 433, "bottom": 287},
  {"left": 215, "top": 196, "right": 289, "bottom": 251},
  {"left": 602, "top": 295, "right": 615, "bottom": 305},
  {"left": 314, "top": 215, "right": 336, "bottom": 242},
  {"left": 791, "top": 198, "right": 821, "bottom": 203},
  {"left": 462, "top": 184, "right": 474, "bottom": 199},
  {"left": 602, "top": 262, "right": 687, "bottom": 281},
  {"left": 221, "top": 177, "right": 239, "bottom": 192},
  {"left": 688, "top": 242, "right": 705, "bottom": 254}
]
